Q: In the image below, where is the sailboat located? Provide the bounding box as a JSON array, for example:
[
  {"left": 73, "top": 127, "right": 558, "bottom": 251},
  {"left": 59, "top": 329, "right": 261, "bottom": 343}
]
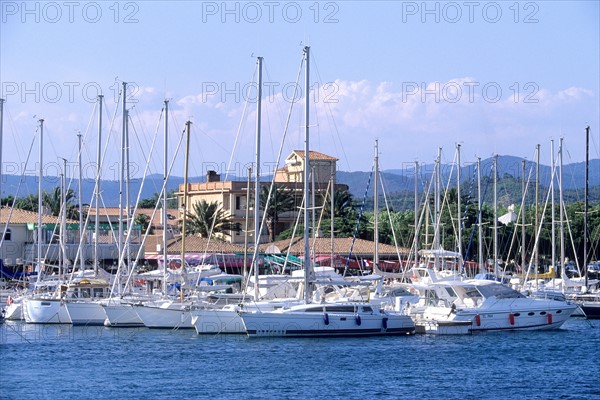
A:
[{"left": 239, "top": 47, "right": 415, "bottom": 337}]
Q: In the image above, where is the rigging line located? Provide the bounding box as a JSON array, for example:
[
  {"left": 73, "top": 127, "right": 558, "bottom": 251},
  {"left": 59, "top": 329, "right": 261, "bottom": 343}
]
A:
[
  {"left": 132, "top": 106, "right": 162, "bottom": 190},
  {"left": 248, "top": 51, "right": 306, "bottom": 279},
  {"left": 311, "top": 51, "right": 350, "bottom": 172},
  {"left": 199, "top": 67, "right": 257, "bottom": 266},
  {"left": 262, "top": 61, "right": 280, "bottom": 163},
  {"left": 111, "top": 107, "right": 165, "bottom": 294},
  {"left": 379, "top": 169, "right": 410, "bottom": 278},
  {"left": 0, "top": 135, "right": 37, "bottom": 248},
  {"left": 129, "top": 108, "right": 162, "bottom": 194},
  {"left": 343, "top": 166, "right": 372, "bottom": 277}
]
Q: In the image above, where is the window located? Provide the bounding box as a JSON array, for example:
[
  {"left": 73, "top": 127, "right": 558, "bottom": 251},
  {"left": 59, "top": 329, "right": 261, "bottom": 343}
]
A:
[
  {"left": 2, "top": 228, "right": 11, "bottom": 241},
  {"left": 236, "top": 196, "right": 247, "bottom": 210}
]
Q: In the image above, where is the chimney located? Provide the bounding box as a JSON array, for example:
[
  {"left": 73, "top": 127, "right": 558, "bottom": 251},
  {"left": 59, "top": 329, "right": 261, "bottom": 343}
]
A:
[{"left": 206, "top": 170, "right": 221, "bottom": 182}]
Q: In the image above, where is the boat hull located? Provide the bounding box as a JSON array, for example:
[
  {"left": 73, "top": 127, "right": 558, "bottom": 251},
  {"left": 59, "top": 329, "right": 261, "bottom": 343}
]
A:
[
  {"left": 4, "top": 302, "right": 24, "bottom": 320},
  {"left": 133, "top": 303, "right": 194, "bottom": 329},
  {"left": 23, "top": 298, "right": 71, "bottom": 324},
  {"left": 190, "top": 309, "right": 246, "bottom": 334},
  {"left": 64, "top": 301, "right": 107, "bottom": 326},
  {"left": 102, "top": 303, "right": 145, "bottom": 327},
  {"left": 455, "top": 304, "right": 577, "bottom": 331},
  {"left": 241, "top": 311, "right": 414, "bottom": 338}
]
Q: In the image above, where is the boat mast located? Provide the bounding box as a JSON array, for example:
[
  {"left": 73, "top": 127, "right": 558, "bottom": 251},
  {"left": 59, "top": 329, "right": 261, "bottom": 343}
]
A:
[
  {"left": 521, "top": 159, "right": 526, "bottom": 273},
  {"left": 535, "top": 144, "right": 540, "bottom": 271},
  {"left": 163, "top": 99, "right": 169, "bottom": 295},
  {"left": 457, "top": 144, "right": 462, "bottom": 258},
  {"left": 303, "top": 45, "right": 311, "bottom": 303},
  {"left": 254, "top": 56, "right": 263, "bottom": 301},
  {"left": 181, "top": 121, "right": 191, "bottom": 303},
  {"left": 330, "top": 162, "right": 335, "bottom": 269},
  {"left": 374, "top": 140, "right": 379, "bottom": 273},
  {"left": 477, "top": 157, "right": 483, "bottom": 274},
  {"left": 551, "top": 139, "right": 556, "bottom": 275},
  {"left": 559, "top": 137, "right": 565, "bottom": 281},
  {"left": 94, "top": 95, "right": 103, "bottom": 274},
  {"left": 0, "top": 99, "right": 3, "bottom": 209},
  {"left": 434, "top": 147, "right": 441, "bottom": 268},
  {"left": 118, "top": 83, "right": 126, "bottom": 278},
  {"left": 77, "top": 132, "right": 84, "bottom": 272},
  {"left": 493, "top": 155, "right": 498, "bottom": 276},
  {"left": 243, "top": 166, "right": 251, "bottom": 285},
  {"left": 60, "top": 158, "right": 67, "bottom": 279},
  {"left": 37, "top": 118, "right": 44, "bottom": 277},
  {"left": 414, "top": 161, "right": 419, "bottom": 267},
  {"left": 584, "top": 126, "right": 590, "bottom": 288}
]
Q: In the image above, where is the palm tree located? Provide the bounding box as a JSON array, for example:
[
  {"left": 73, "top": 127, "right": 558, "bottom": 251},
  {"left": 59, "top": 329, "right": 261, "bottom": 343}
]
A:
[
  {"left": 260, "top": 184, "right": 296, "bottom": 242},
  {"left": 43, "top": 187, "right": 78, "bottom": 219},
  {"left": 186, "top": 200, "right": 237, "bottom": 238}
]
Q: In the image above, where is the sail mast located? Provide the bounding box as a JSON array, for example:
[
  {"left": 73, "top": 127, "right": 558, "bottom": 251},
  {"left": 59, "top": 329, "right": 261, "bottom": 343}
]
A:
[
  {"left": 94, "top": 95, "right": 103, "bottom": 274},
  {"left": 477, "top": 157, "right": 483, "bottom": 274},
  {"left": 493, "top": 155, "right": 498, "bottom": 276},
  {"left": 181, "top": 121, "right": 191, "bottom": 303},
  {"left": 38, "top": 118, "right": 44, "bottom": 277},
  {"left": 303, "top": 45, "right": 311, "bottom": 303},
  {"left": 374, "top": 140, "right": 379, "bottom": 271},
  {"left": 559, "top": 138, "right": 565, "bottom": 281},
  {"left": 254, "top": 56, "right": 263, "bottom": 301},
  {"left": 457, "top": 144, "right": 462, "bottom": 258},
  {"left": 584, "top": 126, "right": 590, "bottom": 288},
  {"left": 77, "top": 132, "right": 84, "bottom": 272},
  {"left": 163, "top": 100, "right": 169, "bottom": 295}
]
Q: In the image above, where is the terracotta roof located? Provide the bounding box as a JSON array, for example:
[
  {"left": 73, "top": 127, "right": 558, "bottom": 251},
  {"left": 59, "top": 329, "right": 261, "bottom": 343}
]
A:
[
  {"left": 165, "top": 234, "right": 246, "bottom": 254},
  {"left": 0, "top": 207, "right": 77, "bottom": 225},
  {"left": 84, "top": 207, "right": 178, "bottom": 227},
  {"left": 290, "top": 150, "right": 338, "bottom": 161},
  {"left": 259, "top": 237, "right": 409, "bottom": 257}
]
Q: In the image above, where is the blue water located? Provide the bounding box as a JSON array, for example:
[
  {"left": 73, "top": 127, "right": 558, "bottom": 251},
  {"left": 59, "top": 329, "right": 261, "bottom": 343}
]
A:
[{"left": 1, "top": 318, "right": 598, "bottom": 400}]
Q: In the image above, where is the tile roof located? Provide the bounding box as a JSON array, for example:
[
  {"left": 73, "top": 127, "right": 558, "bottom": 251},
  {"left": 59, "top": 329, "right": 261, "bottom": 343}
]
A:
[
  {"left": 165, "top": 234, "right": 246, "bottom": 254},
  {"left": 0, "top": 206, "right": 77, "bottom": 225},
  {"left": 259, "top": 236, "right": 409, "bottom": 257},
  {"left": 290, "top": 150, "right": 338, "bottom": 161}
]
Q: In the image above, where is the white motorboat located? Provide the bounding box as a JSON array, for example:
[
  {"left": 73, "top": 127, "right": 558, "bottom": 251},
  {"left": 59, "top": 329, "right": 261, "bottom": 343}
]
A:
[{"left": 420, "top": 280, "right": 577, "bottom": 331}]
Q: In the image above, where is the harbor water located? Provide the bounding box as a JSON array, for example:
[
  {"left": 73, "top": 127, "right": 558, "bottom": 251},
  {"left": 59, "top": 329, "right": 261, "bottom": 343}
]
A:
[{"left": 1, "top": 318, "right": 598, "bottom": 399}]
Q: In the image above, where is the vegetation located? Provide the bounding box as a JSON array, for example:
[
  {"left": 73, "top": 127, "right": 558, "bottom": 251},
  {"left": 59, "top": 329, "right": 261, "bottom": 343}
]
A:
[
  {"left": 185, "top": 200, "right": 238, "bottom": 239},
  {"left": 259, "top": 184, "right": 296, "bottom": 242}
]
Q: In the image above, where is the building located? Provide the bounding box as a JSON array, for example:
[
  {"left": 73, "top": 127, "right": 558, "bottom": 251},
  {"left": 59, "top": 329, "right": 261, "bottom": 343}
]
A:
[{"left": 177, "top": 150, "right": 347, "bottom": 244}]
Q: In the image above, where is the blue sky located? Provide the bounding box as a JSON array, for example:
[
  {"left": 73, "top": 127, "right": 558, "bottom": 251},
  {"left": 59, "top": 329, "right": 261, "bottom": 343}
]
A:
[{"left": 1, "top": 1, "right": 599, "bottom": 184}]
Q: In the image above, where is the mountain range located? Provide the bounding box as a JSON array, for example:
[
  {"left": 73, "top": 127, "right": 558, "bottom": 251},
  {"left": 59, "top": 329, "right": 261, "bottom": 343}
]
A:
[{"left": 1, "top": 155, "right": 598, "bottom": 207}]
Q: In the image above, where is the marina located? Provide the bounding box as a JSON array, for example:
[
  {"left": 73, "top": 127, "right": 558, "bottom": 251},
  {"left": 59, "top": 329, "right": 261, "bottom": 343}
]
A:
[{"left": 1, "top": 318, "right": 598, "bottom": 399}]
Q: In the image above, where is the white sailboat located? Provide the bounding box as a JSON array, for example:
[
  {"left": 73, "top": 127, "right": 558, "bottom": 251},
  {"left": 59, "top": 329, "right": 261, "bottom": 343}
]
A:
[{"left": 239, "top": 47, "right": 415, "bottom": 337}]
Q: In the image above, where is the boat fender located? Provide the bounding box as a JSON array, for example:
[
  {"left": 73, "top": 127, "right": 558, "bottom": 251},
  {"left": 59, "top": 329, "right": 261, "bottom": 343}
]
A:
[
  {"left": 355, "top": 315, "right": 361, "bottom": 326},
  {"left": 509, "top": 313, "right": 515, "bottom": 325},
  {"left": 382, "top": 317, "right": 388, "bottom": 330},
  {"left": 475, "top": 314, "right": 481, "bottom": 327},
  {"left": 323, "top": 313, "right": 329, "bottom": 325},
  {"left": 547, "top": 313, "right": 553, "bottom": 325}
]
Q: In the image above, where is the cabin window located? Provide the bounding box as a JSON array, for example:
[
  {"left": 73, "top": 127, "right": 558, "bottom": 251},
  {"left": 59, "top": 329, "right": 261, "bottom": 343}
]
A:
[
  {"left": 540, "top": 311, "right": 547, "bottom": 315},
  {"left": 513, "top": 313, "right": 521, "bottom": 317},
  {"left": 528, "top": 312, "right": 535, "bottom": 316},
  {"left": 556, "top": 310, "right": 562, "bottom": 314},
  {"left": 2, "top": 228, "right": 11, "bottom": 241}
]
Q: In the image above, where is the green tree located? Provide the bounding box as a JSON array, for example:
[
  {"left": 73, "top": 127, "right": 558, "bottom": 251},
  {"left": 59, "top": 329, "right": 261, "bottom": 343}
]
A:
[
  {"left": 135, "top": 213, "right": 152, "bottom": 234},
  {"left": 42, "top": 187, "right": 79, "bottom": 219},
  {"left": 260, "top": 184, "right": 296, "bottom": 242},
  {"left": 186, "top": 200, "right": 237, "bottom": 238}
]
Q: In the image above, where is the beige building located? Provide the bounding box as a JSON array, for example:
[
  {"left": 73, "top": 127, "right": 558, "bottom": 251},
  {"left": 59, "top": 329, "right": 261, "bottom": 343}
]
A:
[{"left": 178, "top": 150, "right": 347, "bottom": 244}]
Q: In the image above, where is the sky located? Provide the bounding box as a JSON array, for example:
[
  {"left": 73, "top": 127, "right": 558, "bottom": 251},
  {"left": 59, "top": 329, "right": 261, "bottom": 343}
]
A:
[{"left": 1, "top": 0, "right": 599, "bottom": 186}]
